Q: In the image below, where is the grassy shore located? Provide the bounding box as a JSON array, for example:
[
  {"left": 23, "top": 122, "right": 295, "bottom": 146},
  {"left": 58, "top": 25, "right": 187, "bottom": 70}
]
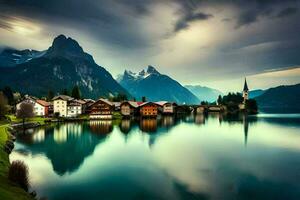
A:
[{"left": 0, "top": 122, "right": 33, "bottom": 200}]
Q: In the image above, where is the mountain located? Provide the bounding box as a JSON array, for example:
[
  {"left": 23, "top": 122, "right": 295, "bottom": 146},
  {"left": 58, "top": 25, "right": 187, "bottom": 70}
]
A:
[
  {"left": 0, "top": 35, "right": 129, "bottom": 99},
  {"left": 249, "top": 89, "right": 265, "bottom": 99},
  {"left": 0, "top": 48, "right": 45, "bottom": 67},
  {"left": 118, "top": 66, "right": 200, "bottom": 104},
  {"left": 185, "top": 85, "right": 223, "bottom": 103},
  {"left": 255, "top": 84, "right": 300, "bottom": 113}
]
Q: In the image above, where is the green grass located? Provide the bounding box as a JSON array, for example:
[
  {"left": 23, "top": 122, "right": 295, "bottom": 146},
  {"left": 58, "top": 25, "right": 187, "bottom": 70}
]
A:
[
  {"left": 0, "top": 123, "right": 34, "bottom": 200},
  {"left": 6, "top": 114, "right": 50, "bottom": 125},
  {"left": 112, "top": 112, "right": 122, "bottom": 119}
]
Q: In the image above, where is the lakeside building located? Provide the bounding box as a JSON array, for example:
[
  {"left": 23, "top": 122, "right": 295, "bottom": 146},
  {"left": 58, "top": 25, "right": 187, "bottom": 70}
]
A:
[
  {"left": 120, "top": 101, "right": 143, "bottom": 116},
  {"left": 155, "top": 101, "right": 177, "bottom": 114},
  {"left": 139, "top": 102, "right": 158, "bottom": 117},
  {"left": 16, "top": 95, "right": 51, "bottom": 116},
  {"left": 53, "top": 95, "right": 74, "bottom": 117},
  {"left": 89, "top": 98, "right": 114, "bottom": 119}
]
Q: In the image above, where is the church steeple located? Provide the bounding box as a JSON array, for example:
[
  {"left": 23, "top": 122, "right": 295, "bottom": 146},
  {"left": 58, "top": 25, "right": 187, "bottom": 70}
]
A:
[
  {"left": 243, "top": 78, "right": 249, "bottom": 103},
  {"left": 243, "top": 78, "right": 249, "bottom": 92}
]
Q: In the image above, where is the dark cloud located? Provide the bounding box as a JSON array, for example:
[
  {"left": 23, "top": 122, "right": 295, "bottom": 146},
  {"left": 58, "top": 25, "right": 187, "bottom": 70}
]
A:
[
  {"left": 276, "top": 7, "right": 298, "bottom": 18},
  {"left": 174, "top": 12, "right": 213, "bottom": 32}
]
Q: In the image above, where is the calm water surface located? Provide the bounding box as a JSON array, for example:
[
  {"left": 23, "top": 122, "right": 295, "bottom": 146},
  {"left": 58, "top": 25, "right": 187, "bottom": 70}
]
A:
[{"left": 10, "top": 114, "right": 300, "bottom": 200}]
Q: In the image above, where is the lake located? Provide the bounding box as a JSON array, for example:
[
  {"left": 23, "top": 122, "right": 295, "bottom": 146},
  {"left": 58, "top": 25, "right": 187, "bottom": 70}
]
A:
[{"left": 10, "top": 113, "right": 300, "bottom": 200}]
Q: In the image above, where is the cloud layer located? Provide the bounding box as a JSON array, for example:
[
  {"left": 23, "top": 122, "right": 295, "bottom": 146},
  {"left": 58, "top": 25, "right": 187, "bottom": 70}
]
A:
[{"left": 0, "top": 0, "right": 300, "bottom": 91}]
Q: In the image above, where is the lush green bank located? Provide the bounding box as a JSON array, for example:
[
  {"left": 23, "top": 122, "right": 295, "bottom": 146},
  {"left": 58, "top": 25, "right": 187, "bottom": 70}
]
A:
[{"left": 0, "top": 123, "right": 33, "bottom": 200}]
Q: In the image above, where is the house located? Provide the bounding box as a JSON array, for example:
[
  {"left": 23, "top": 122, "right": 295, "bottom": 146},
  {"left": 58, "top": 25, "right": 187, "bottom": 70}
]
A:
[
  {"left": 16, "top": 95, "right": 51, "bottom": 117},
  {"left": 195, "top": 105, "right": 206, "bottom": 114},
  {"left": 16, "top": 95, "right": 37, "bottom": 111},
  {"left": 112, "top": 102, "right": 121, "bottom": 111},
  {"left": 120, "top": 101, "right": 142, "bottom": 116},
  {"left": 208, "top": 105, "right": 221, "bottom": 112},
  {"left": 52, "top": 95, "right": 73, "bottom": 117},
  {"left": 139, "top": 102, "right": 158, "bottom": 117},
  {"left": 89, "top": 98, "right": 114, "bottom": 119},
  {"left": 83, "top": 99, "right": 95, "bottom": 114},
  {"left": 155, "top": 101, "right": 177, "bottom": 114},
  {"left": 67, "top": 99, "right": 82, "bottom": 117},
  {"left": 35, "top": 100, "right": 51, "bottom": 116}
]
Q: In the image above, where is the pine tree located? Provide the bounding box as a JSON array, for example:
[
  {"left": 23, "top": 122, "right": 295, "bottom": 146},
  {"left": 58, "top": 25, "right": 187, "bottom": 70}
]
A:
[
  {"left": 47, "top": 90, "right": 54, "bottom": 101},
  {"left": 2, "top": 86, "right": 14, "bottom": 105},
  {"left": 71, "top": 85, "right": 81, "bottom": 99}
]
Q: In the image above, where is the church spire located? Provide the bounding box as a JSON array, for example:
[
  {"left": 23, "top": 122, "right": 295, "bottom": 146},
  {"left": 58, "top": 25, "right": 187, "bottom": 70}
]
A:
[{"left": 243, "top": 78, "right": 249, "bottom": 92}]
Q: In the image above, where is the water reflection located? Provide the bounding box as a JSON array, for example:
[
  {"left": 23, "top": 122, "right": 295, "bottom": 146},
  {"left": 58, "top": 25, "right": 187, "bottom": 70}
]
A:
[{"left": 10, "top": 113, "right": 300, "bottom": 200}]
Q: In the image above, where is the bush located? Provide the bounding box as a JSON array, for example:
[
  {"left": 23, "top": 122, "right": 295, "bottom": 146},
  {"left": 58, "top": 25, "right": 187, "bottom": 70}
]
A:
[{"left": 8, "top": 160, "right": 30, "bottom": 191}]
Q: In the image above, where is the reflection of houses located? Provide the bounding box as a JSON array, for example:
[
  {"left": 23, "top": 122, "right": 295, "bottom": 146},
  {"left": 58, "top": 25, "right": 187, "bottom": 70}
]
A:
[
  {"left": 120, "top": 119, "right": 131, "bottom": 134},
  {"left": 120, "top": 101, "right": 142, "bottom": 116},
  {"left": 54, "top": 125, "right": 68, "bottom": 143},
  {"left": 139, "top": 118, "right": 157, "bottom": 132},
  {"left": 89, "top": 120, "right": 113, "bottom": 134},
  {"left": 155, "top": 101, "right": 177, "bottom": 114},
  {"left": 161, "top": 116, "right": 175, "bottom": 127},
  {"left": 89, "top": 98, "right": 114, "bottom": 119},
  {"left": 139, "top": 102, "right": 158, "bottom": 117},
  {"left": 195, "top": 114, "right": 205, "bottom": 124}
]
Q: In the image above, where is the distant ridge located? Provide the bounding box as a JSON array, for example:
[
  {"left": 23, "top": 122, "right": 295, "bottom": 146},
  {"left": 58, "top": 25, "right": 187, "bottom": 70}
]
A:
[
  {"left": 255, "top": 83, "right": 300, "bottom": 113},
  {"left": 185, "top": 85, "right": 223, "bottom": 103},
  {"left": 118, "top": 66, "right": 200, "bottom": 104}
]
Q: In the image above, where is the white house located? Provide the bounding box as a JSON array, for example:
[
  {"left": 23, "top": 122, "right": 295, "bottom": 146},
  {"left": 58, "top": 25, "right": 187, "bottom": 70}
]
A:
[
  {"left": 53, "top": 95, "right": 73, "bottom": 117},
  {"left": 155, "top": 101, "right": 177, "bottom": 114},
  {"left": 67, "top": 99, "right": 82, "bottom": 117}
]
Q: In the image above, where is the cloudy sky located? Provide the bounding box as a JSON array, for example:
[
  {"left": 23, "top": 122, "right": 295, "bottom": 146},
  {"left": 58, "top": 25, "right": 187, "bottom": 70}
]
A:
[{"left": 0, "top": 0, "right": 300, "bottom": 92}]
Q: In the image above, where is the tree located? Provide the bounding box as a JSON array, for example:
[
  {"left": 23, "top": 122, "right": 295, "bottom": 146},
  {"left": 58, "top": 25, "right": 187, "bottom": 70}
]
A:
[
  {"left": 47, "top": 90, "right": 54, "bottom": 101},
  {"left": 2, "top": 86, "right": 14, "bottom": 105},
  {"left": 0, "top": 92, "right": 8, "bottom": 118},
  {"left": 245, "top": 99, "right": 258, "bottom": 114},
  {"left": 61, "top": 89, "right": 69, "bottom": 96},
  {"left": 142, "top": 96, "right": 146, "bottom": 102},
  {"left": 71, "top": 85, "right": 81, "bottom": 99},
  {"left": 16, "top": 102, "right": 34, "bottom": 130},
  {"left": 217, "top": 95, "right": 222, "bottom": 105}
]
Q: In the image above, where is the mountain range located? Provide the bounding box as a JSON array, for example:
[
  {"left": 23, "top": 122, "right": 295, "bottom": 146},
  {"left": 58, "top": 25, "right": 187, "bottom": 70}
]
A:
[
  {"left": 185, "top": 85, "right": 223, "bottom": 103},
  {"left": 117, "top": 66, "right": 200, "bottom": 104},
  {"left": 0, "top": 35, "right": 129, "bottom": 99}
]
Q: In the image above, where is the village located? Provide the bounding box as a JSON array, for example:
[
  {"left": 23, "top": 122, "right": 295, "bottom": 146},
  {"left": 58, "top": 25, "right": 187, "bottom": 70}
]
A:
[{"left": 13, "top": 79, "right": 254, "bottom": 121}]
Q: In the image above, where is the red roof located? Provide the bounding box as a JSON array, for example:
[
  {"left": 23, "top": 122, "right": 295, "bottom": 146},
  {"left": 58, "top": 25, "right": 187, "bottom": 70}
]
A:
[{"left": 36, "top": 100, "right": 50, "bottom": 107}]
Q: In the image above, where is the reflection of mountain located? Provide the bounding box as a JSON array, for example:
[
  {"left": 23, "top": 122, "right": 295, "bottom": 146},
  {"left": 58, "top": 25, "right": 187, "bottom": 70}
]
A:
[{"left": 16, "top": 123, "right": 108, "bottom": 175}]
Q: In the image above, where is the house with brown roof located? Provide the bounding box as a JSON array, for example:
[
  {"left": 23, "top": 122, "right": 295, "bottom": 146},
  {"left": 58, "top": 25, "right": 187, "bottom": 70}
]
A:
[
  {"left": 120, "top": 101, "right": 143, "bottom": 116},
  {"left": 89, "top": 98, "right": 114, "bottom": 119}
]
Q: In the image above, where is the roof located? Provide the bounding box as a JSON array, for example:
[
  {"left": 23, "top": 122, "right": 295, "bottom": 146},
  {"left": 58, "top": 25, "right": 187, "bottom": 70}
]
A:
[
  {"left": 93, "top": 98, "right": 114, "bottom": 106},
  {"left": 68, "top": 99, "right": 82, "bottom": 106},
  {"left": 113, "top": 102, "right": 121, "bottom": 107},
  {"left": 36, "top": 100, "right": 50, "bottom": 107},
  {"left": 139, "top": 102, "right": 158, "bottom": 107},
  {"left": 52, "top": 95, "right": 73, "bottom": 101},
  {"left": 76, "top": 99, "right": 86, "bottom": 105},
  {"left": 243, "top": 78, "right": 249, "bottom": 91},
  {"left": 121, "top": 101, "right": 145, "bottom": 108}
]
